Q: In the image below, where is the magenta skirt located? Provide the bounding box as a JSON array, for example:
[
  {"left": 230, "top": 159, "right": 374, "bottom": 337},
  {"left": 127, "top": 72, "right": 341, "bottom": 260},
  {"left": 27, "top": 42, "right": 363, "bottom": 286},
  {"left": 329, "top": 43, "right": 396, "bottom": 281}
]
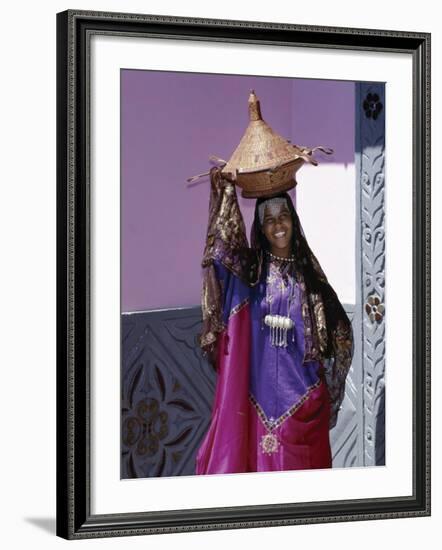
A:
[{"left": 196, "top": 304, "right": 332, "bottom": 475}]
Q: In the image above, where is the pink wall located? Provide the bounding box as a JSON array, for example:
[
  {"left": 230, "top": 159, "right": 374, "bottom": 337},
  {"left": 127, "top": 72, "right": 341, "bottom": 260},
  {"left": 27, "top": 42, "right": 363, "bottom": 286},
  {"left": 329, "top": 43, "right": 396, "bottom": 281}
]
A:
[{"left": 121, "top": 71, "right": 354, "bottom": 312}]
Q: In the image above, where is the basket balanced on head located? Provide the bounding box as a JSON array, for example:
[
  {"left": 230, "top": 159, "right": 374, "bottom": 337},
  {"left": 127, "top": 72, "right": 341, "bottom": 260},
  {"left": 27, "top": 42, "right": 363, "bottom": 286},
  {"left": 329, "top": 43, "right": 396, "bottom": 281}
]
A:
[{"left": 187, "top": 90, "right": 332, "bottom": 198}]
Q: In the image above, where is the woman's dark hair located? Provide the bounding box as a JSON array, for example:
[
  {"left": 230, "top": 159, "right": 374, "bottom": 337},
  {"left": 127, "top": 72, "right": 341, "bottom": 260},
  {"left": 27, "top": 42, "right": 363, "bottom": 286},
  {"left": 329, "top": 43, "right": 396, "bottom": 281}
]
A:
[{"left": 250, "top": 191, "right": 352, "bottom": 359}]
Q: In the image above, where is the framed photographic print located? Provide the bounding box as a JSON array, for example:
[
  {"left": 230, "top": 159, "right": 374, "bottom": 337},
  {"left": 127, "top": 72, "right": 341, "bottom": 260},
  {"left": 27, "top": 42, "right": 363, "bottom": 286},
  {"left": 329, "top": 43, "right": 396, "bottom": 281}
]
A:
[{"left": 56, "top": 9, "right": 431, "bottom": 539}]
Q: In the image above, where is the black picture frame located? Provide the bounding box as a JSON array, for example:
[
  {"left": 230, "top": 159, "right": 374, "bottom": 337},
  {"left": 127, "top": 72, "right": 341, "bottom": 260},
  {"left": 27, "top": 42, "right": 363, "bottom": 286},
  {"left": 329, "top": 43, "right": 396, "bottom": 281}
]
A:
[{"left": 56, "top": 9, "right": 431, "bottom": 540}]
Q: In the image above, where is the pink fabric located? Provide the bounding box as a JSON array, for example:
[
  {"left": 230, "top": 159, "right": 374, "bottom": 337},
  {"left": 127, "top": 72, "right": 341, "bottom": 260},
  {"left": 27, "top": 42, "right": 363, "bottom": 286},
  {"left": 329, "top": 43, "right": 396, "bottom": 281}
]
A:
[
  {"left": 196, "top": 302, "right": 332, "bottom": 474},
  {"left": 196, "top": 303, "right": 251, "bottom": 474},
  {"left": 248, "top": 380, "right": 332, "bottom": 471}
]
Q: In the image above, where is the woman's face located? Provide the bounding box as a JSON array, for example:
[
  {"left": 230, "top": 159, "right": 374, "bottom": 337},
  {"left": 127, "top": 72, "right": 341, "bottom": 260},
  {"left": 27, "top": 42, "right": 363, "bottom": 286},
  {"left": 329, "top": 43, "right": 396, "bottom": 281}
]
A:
[{"left": 261, "top": 202, "right": 293, "bottom": 257}]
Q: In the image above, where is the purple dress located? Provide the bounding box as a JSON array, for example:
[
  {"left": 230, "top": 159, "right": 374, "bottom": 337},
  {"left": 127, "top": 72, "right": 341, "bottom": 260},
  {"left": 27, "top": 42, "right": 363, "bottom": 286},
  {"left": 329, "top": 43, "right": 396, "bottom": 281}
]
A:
[
  {"left": 196, "top": 257, "right": 332, "bottom": 473},
  {"left": 250, "top": 260, "right": 323, "bottom": 425}
]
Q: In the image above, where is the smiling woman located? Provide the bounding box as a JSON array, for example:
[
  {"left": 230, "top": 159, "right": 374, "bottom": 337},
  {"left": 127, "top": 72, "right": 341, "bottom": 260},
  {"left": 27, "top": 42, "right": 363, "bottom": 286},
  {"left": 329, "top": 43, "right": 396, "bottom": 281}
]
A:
[
  {"left": 195, "top": 92, "right": 354, "bottom": 477},
  {"left": 196, "top": 167, "right": 353, "bottom": 473}
]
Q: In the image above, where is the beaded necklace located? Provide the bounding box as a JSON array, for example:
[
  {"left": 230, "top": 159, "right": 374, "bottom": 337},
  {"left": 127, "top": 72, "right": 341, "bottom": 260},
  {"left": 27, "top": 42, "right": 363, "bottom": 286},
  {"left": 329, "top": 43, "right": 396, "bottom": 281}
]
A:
[{"left": 267, "top": 250, "right": 296, "bottom": 263}]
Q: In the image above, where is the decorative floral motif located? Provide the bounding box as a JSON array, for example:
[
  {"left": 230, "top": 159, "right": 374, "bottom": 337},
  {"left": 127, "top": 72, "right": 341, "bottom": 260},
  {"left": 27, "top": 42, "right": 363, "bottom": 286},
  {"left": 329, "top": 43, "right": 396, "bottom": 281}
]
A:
[
  {"left": 123, "top": 397, "right": 169, "bottom": 458},
  {"left": 122, "top": 363, "right": 197, "bottom": 477},
  {"left": 365, "top": 295, "right": 385, "bottom": 322},
  {"left": 363, "top": 93, "right": 383, "bottom": 120},
  {"left": 260, "top": 433, "right": 280, "bottom": 455}
]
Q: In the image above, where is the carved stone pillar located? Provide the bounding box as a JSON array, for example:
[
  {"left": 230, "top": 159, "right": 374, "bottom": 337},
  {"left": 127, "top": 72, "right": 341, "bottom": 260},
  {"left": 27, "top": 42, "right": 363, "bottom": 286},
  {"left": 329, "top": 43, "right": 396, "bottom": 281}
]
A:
[{"left": 356, "top": 83, "right": 386, "bottom": 466}]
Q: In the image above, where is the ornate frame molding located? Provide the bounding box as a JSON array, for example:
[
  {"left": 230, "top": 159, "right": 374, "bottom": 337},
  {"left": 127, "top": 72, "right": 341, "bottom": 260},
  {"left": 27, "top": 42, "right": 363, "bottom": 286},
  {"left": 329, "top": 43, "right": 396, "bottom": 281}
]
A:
[{"left": 56, "top": 10, "right": 430, "bottom": 539}]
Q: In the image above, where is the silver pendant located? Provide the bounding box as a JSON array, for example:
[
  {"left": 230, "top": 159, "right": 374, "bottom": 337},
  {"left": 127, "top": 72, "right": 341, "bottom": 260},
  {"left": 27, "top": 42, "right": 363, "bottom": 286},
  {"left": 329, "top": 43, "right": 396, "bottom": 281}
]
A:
[{"left": 264, "top": 314, "right": 293, "bottom": 348}]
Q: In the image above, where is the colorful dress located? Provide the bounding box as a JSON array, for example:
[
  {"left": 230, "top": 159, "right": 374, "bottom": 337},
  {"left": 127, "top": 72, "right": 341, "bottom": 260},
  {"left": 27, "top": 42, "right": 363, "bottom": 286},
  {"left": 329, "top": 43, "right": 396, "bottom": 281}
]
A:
[{"left": 196, "top": 167, "right": 352, "bottom": 474}]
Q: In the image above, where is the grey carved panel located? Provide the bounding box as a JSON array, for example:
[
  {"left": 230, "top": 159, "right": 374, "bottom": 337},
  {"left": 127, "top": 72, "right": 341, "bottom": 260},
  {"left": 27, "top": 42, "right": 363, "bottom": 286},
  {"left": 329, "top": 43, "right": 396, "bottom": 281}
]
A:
[
  {"left": 356, "top": 83, "right": 386, "bottom": 466},
  {"left": 330, "top": 83, "right": 386, "bottom": 469},
  {"left": 121, "top": 307, "right": 215, "bottom": 478},
  {"left": 329, "top": 308, "right": 363, "bottom": 468},
  {"left": 122, "top": 305, "right": 357, "bottom": 477}
]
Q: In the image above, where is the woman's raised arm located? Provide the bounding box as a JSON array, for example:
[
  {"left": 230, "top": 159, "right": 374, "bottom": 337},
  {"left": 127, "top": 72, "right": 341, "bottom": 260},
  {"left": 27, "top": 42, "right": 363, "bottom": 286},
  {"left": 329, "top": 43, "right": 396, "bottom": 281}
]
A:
[
  {"left": 199, "top": 166, "right": 255, "bottom": 365},
  {"left": 201, "top": 166, "right": 252, "bottom": 278}
]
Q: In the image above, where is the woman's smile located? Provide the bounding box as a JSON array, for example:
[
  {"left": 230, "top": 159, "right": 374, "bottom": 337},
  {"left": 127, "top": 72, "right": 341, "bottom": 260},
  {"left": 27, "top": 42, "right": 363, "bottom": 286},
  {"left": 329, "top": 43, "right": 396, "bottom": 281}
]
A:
[{"left": 274, "top": 231, "right": 286, "bottom": 239}]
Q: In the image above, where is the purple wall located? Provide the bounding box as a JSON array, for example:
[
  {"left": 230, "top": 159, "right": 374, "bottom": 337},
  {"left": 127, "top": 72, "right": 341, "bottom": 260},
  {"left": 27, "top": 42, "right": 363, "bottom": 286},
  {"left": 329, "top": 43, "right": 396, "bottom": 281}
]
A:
[
  {"left": 291, "top": 79, "right": 355, "bottom": 165},
  {"left": 121, "top": 71, "right": 354, "bottom": 312}
]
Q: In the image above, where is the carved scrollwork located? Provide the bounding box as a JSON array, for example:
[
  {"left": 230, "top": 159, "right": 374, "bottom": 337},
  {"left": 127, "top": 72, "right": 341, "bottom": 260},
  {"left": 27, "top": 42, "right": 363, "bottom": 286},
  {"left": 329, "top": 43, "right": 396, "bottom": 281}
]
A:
[{"left": 359, "top": 83, "right": 386, "bottom": 466}]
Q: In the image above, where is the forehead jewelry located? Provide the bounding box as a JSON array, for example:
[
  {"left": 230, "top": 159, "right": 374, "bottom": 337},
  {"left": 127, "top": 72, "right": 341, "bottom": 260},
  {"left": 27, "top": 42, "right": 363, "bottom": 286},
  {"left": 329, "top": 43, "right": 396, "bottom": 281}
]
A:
[{"left": 259, "top": 197, "right": 288, "bottom": 225}]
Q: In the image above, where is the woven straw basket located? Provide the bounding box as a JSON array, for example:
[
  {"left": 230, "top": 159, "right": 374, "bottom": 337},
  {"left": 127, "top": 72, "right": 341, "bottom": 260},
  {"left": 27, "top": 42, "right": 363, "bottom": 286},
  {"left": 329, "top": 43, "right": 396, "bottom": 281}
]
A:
[
  {"left": 221, "top": 91, "right": 314, "bottom": 198},
  {"left": 186, "top": 90, "right": 332, "bottom": 197}
]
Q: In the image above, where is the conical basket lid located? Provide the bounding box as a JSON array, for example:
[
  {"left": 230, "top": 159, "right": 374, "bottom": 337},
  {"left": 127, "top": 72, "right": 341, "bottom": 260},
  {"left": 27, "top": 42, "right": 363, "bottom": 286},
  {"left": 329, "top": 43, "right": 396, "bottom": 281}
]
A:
[{"left": 221, "top": 91, "right": 301, "bottom": 179}]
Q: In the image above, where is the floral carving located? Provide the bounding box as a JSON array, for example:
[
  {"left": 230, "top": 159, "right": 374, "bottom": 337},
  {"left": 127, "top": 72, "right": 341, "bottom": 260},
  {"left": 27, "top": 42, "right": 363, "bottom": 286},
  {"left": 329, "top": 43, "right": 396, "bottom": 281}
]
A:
[
  {"left": 123, "top": 397, "right": 169, "bottom": 457},
  {"left": 363, "top": 92, "right": 383, "bottom": 120},
  {"left": 365, "top": 295, "right": 385, "bottom": 322},
  {"left": 122, "top": 361, "right": 197, "bottom": 477}
]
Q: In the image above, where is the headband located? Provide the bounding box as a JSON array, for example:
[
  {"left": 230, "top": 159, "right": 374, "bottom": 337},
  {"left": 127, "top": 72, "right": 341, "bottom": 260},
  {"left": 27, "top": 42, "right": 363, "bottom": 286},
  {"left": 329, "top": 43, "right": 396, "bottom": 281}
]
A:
[{"left": 258, "top": 197, "right": 289, "bottom": 225}]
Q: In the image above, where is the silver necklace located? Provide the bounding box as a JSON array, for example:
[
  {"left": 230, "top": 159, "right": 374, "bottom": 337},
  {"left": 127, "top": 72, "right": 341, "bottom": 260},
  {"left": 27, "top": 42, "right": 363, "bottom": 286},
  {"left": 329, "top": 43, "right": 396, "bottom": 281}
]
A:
[
  {"left": 263, "top": 263, "right": 296, "bottom": 347},
  {"left": 267, "top": 250, "right": 296, "bottom": 263}
]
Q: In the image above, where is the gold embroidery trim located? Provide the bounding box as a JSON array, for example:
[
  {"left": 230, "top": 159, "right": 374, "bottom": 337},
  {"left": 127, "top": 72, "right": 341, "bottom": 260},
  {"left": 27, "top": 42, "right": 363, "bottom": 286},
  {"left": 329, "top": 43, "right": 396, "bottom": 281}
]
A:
[
  {"left": 249, "top": 378, "right": 322, "bottom": 432},
  {"left": 228, "top": 298, "right": 250, "bottom": 320}
]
